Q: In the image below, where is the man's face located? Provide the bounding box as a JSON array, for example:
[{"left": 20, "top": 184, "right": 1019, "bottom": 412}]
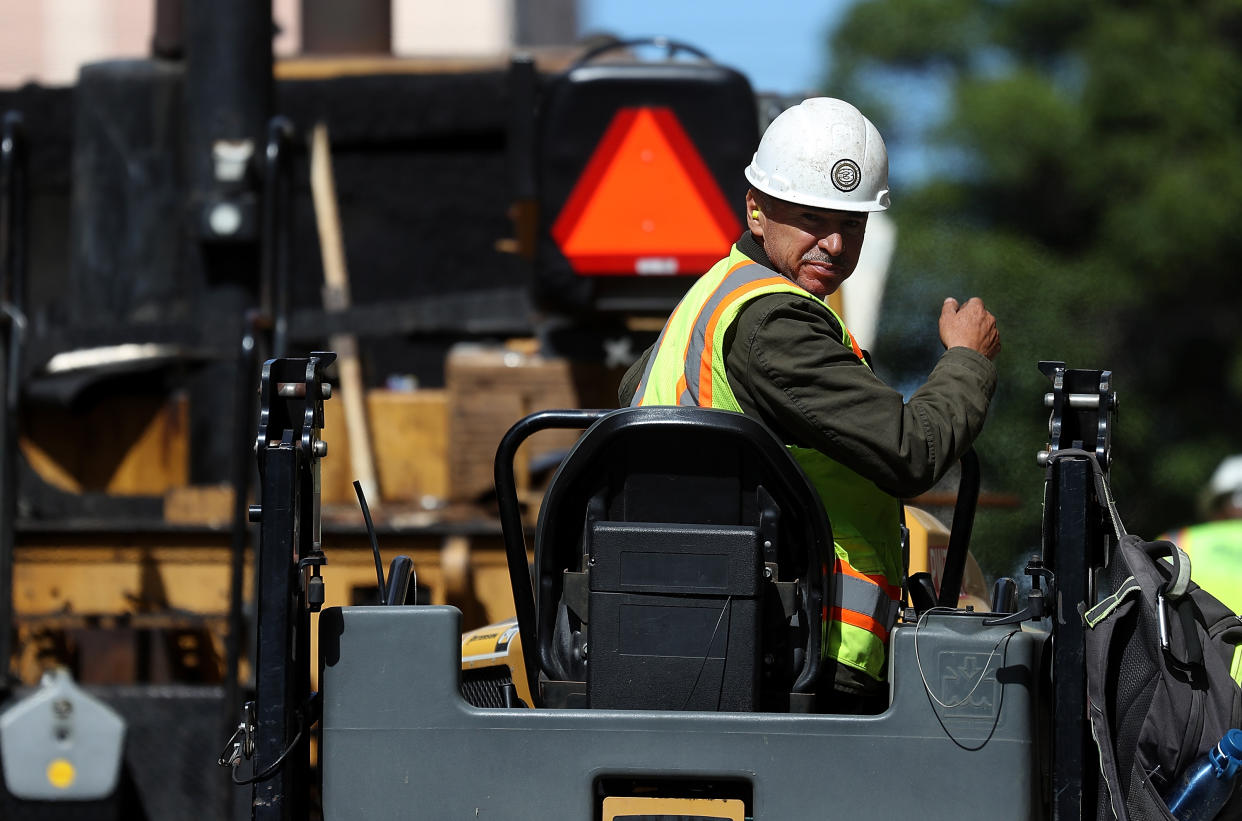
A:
[{"left": 746, "top": 190, "right": 868, "bottom": 298}]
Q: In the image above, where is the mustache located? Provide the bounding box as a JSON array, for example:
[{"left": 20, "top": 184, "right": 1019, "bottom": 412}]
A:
[{"left": 802, "top": 250, "right": 840, "bottom": 263}]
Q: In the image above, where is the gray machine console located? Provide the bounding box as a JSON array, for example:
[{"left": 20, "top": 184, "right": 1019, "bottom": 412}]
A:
[{"left": 319, "top": 605, "right": 1046, "bottom": 820}]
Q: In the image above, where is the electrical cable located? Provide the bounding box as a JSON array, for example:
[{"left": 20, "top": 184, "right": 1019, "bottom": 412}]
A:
[
  {"left": 682, "top": 595, "right": 733, "bottom": 711},
  {"left": 227, "top": 707, "right": 308, "bottom": 786},
  {"left": 912, "top": 607, "right": 1019, "bottom": 752},
  {"left": 913, "top": 606, "right": 1017, "bottom": 709}
]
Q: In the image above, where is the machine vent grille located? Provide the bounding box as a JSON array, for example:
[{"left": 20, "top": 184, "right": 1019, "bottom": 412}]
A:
[{"left": 460, "top": 666, "right": 513, "bottom": 708}]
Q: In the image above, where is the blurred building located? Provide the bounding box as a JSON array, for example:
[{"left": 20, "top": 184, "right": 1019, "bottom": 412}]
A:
[{"left": 0, "top": 0, "right": 577, "bottom": 88}]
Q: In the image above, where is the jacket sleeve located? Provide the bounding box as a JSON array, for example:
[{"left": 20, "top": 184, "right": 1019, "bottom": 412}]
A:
[
  {"left": 730, "top": 295, "right": 996, "bottom": 498},
  {"left": 617, "top": 347, "right": 651, "bottom": 407}
]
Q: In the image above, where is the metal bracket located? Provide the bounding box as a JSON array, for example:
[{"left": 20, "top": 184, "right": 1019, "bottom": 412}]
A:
[
  {"left": 217, "top": 700, "right": 256, "bottom": 769},
  {"left": 1037, "top": 360, "right": 1117, "bottom": 470},
  {"left": 984, "top": 560, "right": 1055, "bottom": 626}
]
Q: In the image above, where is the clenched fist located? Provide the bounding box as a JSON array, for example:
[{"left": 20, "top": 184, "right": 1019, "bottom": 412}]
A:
[{"left": 939, "top": 297, "right": 1000, "bottom": 360}]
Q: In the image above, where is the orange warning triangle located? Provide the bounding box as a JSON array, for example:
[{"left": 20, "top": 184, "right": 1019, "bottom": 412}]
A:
[{"left": 551, "top": 107, "right": 741, "bottom": 276}]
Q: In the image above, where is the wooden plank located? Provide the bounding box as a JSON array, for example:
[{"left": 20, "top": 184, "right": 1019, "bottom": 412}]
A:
[
  {"left": 319, "top": 389, "right": 449, "bottom": 505},
  {"left": 11, "top": 536, "right": 517, "bottom": 624},
  {"left": 163, "top": 484, "right": 235, "bottom": 527},
  {"left": 276, "top": 55, "right": 508, "bottom": 80},
  {"left": 12, "top": 546, "right": 243, "bottom": 615},
  {"left": 311, "top": 122, "right": 380, "bottom": 506},
  {"left": 9, "top": 534, "right": 520, "bottom": 686},
  {"left": 273, "top": 51, "right": 581, "bottom": 81},
  {"left": 444, "top": 344, "right": 626, "bottom": 502},
  {"left": 369, "top": 389, "right": 449, "bottom": 502}
]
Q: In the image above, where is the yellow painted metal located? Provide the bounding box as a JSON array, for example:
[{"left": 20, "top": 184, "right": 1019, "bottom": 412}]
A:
[
  {"left": 602, "top": 796, "right": 745, "bottom": 820},
  {"left": 460, "top": 620, "right": 532, "bottom": 706},
  {"left": 904, "top": 505, "right": 990, "bottom": 611}
]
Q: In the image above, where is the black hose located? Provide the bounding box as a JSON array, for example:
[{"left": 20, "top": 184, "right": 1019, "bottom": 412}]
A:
[{"left": 354, "top": 480, "right": 386, "bottom": 604}]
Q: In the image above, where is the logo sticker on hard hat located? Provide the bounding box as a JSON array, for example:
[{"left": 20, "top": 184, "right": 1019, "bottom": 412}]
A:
[{"left": 832, "top": 159, "right": 861, "bottom": 193}]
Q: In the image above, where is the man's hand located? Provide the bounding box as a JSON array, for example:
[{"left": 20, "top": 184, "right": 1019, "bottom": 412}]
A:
[{"left": 939, "top": 297, "right": 1000, "bottom": 360}]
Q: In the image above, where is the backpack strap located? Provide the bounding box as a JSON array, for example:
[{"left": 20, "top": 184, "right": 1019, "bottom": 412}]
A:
[
  {"left": 1138, "top": 540, "right": 1192, "bottom": 600},
  {"left": 1050, "top": 449, "right": 1201, "bottom": 672},
  {"left": 1082, "top": 576, "right": 1141, "bottom": 627},
  {"left": 1045, "top": 447, "right": 1127, "bottom": 539},
  {"left": 1046, "top": 449, "right": 1192, "bottom": 598}
]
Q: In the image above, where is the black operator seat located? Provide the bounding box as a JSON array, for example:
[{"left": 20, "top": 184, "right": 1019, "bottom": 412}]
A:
[{"left": 532, "top": 406, "right": 833, "bottom": 712}]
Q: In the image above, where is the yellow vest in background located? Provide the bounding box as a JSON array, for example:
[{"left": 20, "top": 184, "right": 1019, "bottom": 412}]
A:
[{"left": 1167, "top": 519, "right": 1242, "bottom": 684}]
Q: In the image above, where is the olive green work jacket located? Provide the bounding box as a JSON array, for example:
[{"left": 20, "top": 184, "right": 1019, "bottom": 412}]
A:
[{"left": 619, "top": 232, "right": 997, "bottom": 501}]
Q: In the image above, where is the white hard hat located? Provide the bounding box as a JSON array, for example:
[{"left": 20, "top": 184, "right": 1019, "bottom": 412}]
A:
[
  {"left": 744, "top": 97, "right": 890, "bottom": 213},
  {"left": 1207, "top": 455, "right": 1242, "bottom": 507}
]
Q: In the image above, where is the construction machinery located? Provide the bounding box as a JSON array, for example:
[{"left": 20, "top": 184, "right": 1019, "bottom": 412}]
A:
[
  {"left": 225, "top": 355, "right": 1116, "bottom": 820},
  {"left": 0, "top": 9, "right": 998, "bottom": 815}
]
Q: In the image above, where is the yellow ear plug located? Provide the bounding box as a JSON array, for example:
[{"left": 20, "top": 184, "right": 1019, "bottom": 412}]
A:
[{"left": 751, "top": 210, "right": 761, "bottom": 219}]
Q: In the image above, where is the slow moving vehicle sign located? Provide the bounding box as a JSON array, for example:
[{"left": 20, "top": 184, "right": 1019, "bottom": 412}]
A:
[{"left": 551, "top": 106, "right": 741, "bottom": 277}]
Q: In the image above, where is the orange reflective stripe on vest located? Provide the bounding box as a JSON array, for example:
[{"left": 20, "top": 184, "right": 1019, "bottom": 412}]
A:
[{"left": 846, "top": 329, "right": 864, "bottom": 361}]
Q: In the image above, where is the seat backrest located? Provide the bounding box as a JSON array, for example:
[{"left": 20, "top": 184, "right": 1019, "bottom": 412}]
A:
[{"left": 533, "top": 406, "right": 832, "bottom": 711}]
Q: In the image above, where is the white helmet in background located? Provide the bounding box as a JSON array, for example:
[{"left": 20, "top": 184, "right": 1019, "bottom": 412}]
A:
[
  {"left": 1204, "top": 455, "right": 1242, "bottom": 514},
  {"left": 745, "top": 97, "right": 890, "bottom": 213}
]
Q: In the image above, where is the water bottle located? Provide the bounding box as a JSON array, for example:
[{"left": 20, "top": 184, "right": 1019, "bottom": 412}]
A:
[{"left": 1164, "top": 728, "right": 1242, "bottom": 821}]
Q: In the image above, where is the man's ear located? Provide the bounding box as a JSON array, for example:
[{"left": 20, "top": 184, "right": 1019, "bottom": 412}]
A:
[{"left": 745, "top": 189, "right": 764, "bottom": 237}]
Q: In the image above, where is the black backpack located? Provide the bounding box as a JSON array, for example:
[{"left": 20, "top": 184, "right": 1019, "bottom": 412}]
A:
[{"left": 1074, "top": 453, "right": 1242, "bottom": 820}]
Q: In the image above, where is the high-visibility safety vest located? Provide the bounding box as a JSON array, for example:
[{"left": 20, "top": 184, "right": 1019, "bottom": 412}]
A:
[
  {"left": 630, "top": 245, "right": 903, "bottom": 682},
  {"left": 1166, "top": 519, "right": 1242, "bottom": 685}
]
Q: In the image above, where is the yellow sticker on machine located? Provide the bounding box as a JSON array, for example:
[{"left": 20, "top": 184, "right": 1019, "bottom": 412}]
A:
[
  {"left": 461, "top": 620, "right": 519, "bottom": 664},
  {"left": 601, "top": 796, "right": 744, "bottom": 821}
]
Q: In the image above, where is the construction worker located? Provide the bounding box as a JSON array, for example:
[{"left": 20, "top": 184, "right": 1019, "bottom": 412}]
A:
[
  {"left": 1168, "top": 456, "right": 1242, "bottom": 610},
  {"left": 619, "top": 97, "right": 1000, "bottom": 706},
  {"left": 1164, "top": 456, "right": 1242, "bottom": 683}
]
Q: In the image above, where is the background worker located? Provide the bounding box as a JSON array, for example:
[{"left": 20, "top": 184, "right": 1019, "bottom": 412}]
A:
[
  {"left": 619, "top": 97, "right": 1001, "bottom": 706},
  {"left": 1164, "top": 455, "right": 1242, "bottom": 614}
]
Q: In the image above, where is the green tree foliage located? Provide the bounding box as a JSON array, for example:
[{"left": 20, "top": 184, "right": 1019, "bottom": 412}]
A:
[{"left": 825, "top": 0, "right": 1242, "bottom": 578}]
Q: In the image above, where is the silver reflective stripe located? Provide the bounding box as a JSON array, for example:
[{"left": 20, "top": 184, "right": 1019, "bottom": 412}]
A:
[
  {"left": 679, "top": 263, "right": 768, "bottom": 403},
  {"left": 1167, "top": 544, "right": 1191, "bottom": 599},
  {"left": 834, "top": 572, "right": 899, "bottom": 631}
]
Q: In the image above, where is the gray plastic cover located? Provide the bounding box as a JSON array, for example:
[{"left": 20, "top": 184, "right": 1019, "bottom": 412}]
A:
[{"left": 320, "top": 606, "right": 1047, "bottom": 820}]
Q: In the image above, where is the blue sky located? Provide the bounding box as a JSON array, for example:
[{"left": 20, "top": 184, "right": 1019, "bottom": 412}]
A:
[
  {"left": 577, "top": 0, "right": 858, "bottom": 96},
  {"left": 576, "top": 0, "right": 941, "bottom": 184}
]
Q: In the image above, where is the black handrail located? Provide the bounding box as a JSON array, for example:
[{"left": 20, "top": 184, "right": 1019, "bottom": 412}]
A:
[
  {"left": 225, "top": 114, "right": 295, "bottom": 748},
  {"left": 937, "top": 448, "right": 980, "bottom": 607},
  {"left": 494, "top": 409, "right": 610, "bottom": 708},
  {"left": 224, "top": 313, "right": 261, "bottom": 736},
  {"left": 570, "top": 36, "right": 712, "bottom": 70}
]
